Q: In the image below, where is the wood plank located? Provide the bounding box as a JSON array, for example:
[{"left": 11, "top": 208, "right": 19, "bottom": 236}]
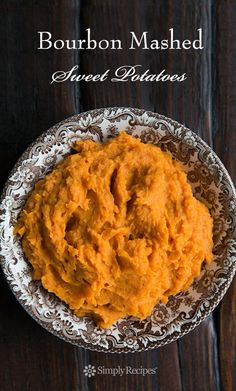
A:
[
  {"left": 214, "top": 1, "right": 236, "bottom": 390},
  {"left": 80, "top": 0, "right": 214, "bottom": 144},
  {"left": 177, "top": 316, "right": 221, "bottom": 391},
  {"left": 0, "top": 1, "right": 235, "bottom": 390},
  {"left": 79, "top": 345, "right": 181, "bottom": 391},
  {"left": 0, "top": 0, "right": 80, "bottom": 187},
  {"left": 219, "top": 281, "right": 236, "bottom": 391},
  {"left": 214, "top": 0, "right": 236, "bottom": 183}
]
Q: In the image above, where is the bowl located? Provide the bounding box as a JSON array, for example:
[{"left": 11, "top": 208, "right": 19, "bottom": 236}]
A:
[{"left": 0, "top": 107, "right": 235, "bottom": 352}]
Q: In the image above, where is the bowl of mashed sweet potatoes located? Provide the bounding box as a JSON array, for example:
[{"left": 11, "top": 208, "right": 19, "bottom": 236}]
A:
[{"left": 0, "top": 108, "right": 235, "bottom": 352}]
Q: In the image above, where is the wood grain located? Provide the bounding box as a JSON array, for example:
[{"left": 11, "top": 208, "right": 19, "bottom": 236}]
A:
[
  {"left": 214, "top": 2, "right": 236, "bottom": 390},
  {"left": 0, "top": 0, "right": 80, "bottom": 188},
  {"left": 0, "top": 1, "right": 235, "bottom": 391},
  {"left": 0, "top": 2, "right": 82, "bottom": 390}
]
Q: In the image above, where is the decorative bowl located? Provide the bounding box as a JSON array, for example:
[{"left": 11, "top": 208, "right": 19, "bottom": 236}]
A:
[{"left": 0, "top": 107, "right": 235, "bottom": 352}]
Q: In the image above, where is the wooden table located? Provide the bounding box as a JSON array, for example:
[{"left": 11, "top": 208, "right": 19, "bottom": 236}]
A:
[{"left": 0, "top": 2, "right": 235, "bottom": 390}]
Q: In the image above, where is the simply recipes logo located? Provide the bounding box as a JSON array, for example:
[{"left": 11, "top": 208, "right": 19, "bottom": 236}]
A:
[
  {"left": 83, "top": 364, "right": 158, "bottom": 377},
  {"left": 37, "top": 28, "right": 204, "bottom": 84}
]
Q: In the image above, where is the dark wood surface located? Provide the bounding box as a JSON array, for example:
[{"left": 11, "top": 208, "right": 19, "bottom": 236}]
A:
[{"left": 0, "top": 1, "right": 235, "bottom": 390}]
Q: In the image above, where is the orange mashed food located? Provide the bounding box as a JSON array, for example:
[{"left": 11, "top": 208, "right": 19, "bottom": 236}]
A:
[{"left": 15, "top": 132, "right": 213, "bottom": 328}]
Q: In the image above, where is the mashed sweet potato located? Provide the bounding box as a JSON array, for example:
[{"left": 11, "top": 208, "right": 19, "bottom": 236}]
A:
[{"left": 15, "top": 132, "right": 213, "bottom": 328}]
